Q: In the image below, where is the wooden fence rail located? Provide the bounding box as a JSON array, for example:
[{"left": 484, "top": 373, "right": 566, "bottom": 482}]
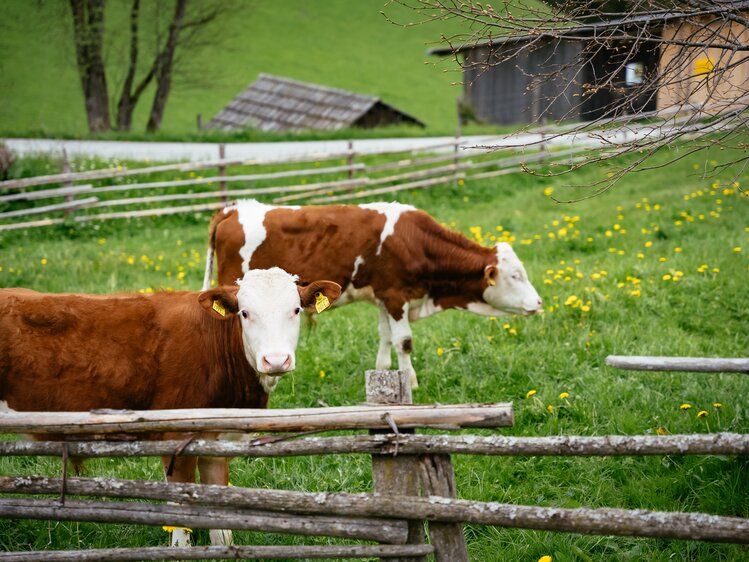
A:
[
  {"left": 1, "top": 432, "right": 747, "bottom": 458},
  {"left": 606, "top": 355, "right": 749, "bottom": 373}
]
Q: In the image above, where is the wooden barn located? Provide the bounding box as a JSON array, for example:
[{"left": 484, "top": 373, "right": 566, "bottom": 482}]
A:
[
  {"left": 429, "top": 16, "right": 663, "bottom": 126},
  {"left": 208, "top": 74, "right": 425, "bottom": 132},
  {"left": 429, "top": 8, "right": 749, "bottom": 126}
]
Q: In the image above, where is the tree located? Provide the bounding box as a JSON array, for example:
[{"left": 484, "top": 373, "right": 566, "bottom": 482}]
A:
[
  {"left": 69, "top": 0, "right": 227, "bottom": 133},
  {"left": 391, "top": 1, "right": 749, "bottom": 195}
]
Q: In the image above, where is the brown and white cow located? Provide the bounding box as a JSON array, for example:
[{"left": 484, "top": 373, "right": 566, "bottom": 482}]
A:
[
  {"left": 204, "top": 200, "right": 542, "bottom": 389},
  {"left": 0, "top": 268, "right": 341, "bottom": 546}
]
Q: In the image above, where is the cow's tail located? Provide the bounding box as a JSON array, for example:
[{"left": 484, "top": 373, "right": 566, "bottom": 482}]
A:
[{"left": 202, "top": 209, "right": 226, "bottom": 290}]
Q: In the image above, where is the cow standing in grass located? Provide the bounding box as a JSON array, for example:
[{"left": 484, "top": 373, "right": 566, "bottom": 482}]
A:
[
  {"left": 204, "top": 200, "right": 542, "bottom": 388},
  {"left": 0, "top": 268, "right": 341, "bottom": 546}
]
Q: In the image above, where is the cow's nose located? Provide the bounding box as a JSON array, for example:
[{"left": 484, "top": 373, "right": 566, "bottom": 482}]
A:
[
  {"left": 537, "top": 297, "right": 543, "bottom": 308},
  {"left": 262, "top": 354, "right": 293, "bottom": 373}
]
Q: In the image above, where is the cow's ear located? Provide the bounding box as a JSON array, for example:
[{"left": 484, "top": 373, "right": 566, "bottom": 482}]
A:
[
  {"left": 484, "top": 265, "right": 499, "bottom": 288},
  {"left": 199, "top": 287, "right": 239, "bottom": 320},
  {"left": 298, "top": 281, "right": 342, "bottom": 314}
]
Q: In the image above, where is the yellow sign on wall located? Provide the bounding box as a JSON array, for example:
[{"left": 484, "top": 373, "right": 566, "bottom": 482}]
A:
[{"left": 694, "top": 57, "right": 714, "bottom": 76}]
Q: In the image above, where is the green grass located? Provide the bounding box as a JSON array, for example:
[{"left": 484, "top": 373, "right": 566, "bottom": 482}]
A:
[
  {"left": 0, "top": 0, "right": 512, "bottom": 138},
  {"left": 0, "top": 143, "right": 748, "bottom": 560}
]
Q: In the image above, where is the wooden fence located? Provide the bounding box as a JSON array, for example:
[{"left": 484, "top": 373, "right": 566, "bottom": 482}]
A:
[
  {"left": 0, "top": 139, "right": 588, "bottom": 231},
  {"left": 1, "top": 368, "right": 748, "bottom": 561}
]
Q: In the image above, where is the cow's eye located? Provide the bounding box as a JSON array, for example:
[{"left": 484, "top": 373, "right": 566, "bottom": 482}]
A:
[
  {"left": 240, "top": 310, "right": 249, "bottom": 320},
  {"left": 294, "top": 307, "right": 301, "bottom": 315},
  {"left": 512, "top": 272, "right": 522, "bottom": 281}
]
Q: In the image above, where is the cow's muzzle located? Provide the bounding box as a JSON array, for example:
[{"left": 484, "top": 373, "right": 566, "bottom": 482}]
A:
[{"left": 260, "top": 353, "right": 293, "bottom": 374}]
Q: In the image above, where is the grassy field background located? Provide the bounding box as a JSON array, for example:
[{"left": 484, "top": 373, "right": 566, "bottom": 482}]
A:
[
  {"left": 0, "top": 0, "right": 501, "bottom": 138},
  {"left": 0, "top": 142, "right": 747, "bottom": 559}
]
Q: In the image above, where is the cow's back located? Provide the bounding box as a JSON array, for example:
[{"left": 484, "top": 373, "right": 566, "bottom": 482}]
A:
[{"left": 0, "top": 289, "right": 162, "bottom": 412}]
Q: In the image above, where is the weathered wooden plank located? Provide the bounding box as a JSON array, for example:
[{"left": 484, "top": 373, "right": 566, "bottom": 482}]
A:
[
  {"left": 419, "top": 454, "right": 469, "bottom": 562},
  {"left": 3, "top": 477, "right": 748, "bottom": 544},
  {"left": 0, "top": 197, "right": 99, "bottom": 219},
  {"left": 2, "top": 432, "right": 746, "bottom": 458},
  {"left": 308, "top": 174, "right": 464, "bottom": 204},
  {"left": 606, "top": 356, "right": 749, "bottom": 373},
  {"left": 0, "top": 498, "right": 407, "bottom": 544},
  {"left": 0, "top": 544, "right": 435, "bottom": 562},
  {"left": 0, "top": 403, "right": 514, "bottom": 434},
  {"left": 0, "top": 184, "right": 93, "bottom": 203},
  {"left": 366, "top": 370, "right": 426, "bottom": 562}
]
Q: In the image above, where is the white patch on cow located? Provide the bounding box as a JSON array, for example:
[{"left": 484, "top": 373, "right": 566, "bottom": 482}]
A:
[
  {"left": 466, "top": 301, "right": 511, "bottom": 317},
  {"left": 482, "top": 242, "right": 542, "bottom": 315},
  {"left": 352, "top": 255, "right": 365, "bottom": 280},
  {"left": 407, "top": 296, "right": 443, "bottom": 321},
  {"left": 0, "top": 400, "right": 16, "bottom": 413},
  {"left": 338, "top": 284, "right": 376, "bottom": 307},
  {"left": 360, "top": 202, "right": 416, "bottom": 255},
  {"left": 235, "top": 267, "right": 303, "bottom": 376},
  {"left": 233, "top": 200, "right": 299, "bottom": 274}
]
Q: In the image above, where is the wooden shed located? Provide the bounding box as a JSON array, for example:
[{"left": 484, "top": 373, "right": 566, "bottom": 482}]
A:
[
  {"left": 208, "top": 74, "right": 425, "bottom": 132},
  {"left": 429, "top": 17, "right": 662, "bottom": 126}
]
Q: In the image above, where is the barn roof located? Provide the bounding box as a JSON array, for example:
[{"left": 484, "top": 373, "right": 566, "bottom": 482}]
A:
[
  {"left": 428, "top": 3, "right": 749, "bottom": 56},
  {"left": 208, "top": 74, "right": 425, "bottom": 132}
]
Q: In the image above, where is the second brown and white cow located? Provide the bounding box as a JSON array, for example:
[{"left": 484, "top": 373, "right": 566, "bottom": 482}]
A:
[
  {"left": 204, "top": 200, "right": 542, "bottom": 388},
  {"left": 0, "top": 268, "right": 341, "bottom": 546}
]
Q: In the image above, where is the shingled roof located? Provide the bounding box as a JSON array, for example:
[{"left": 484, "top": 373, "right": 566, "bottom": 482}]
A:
[{"left": 208, "top": 74, "right": 425, "bottom": 132}]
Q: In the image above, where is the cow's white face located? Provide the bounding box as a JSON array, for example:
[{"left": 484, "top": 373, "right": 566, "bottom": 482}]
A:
[
  {"left": 481, "top": 243, "right": 542, "bottom": 315},
  {"left": 199, "top": 267, "right": 341, "bottom": 391}
]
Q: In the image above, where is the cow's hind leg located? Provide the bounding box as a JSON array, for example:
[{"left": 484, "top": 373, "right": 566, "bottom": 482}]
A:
[
  {"left": 198, "top": 456, "right": 233, "bottom": 545},
  {"left": 386, "top": 304, "right": 418, "bottom": 389},
  {"left": 376, "top": 306, "right": 393, "bottom": 370},
  {"left": 161, "top": 455, "right": 197, "bottom": 547}
]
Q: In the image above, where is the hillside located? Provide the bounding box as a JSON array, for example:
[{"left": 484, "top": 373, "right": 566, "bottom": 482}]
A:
[{"left": 0, "top": 0, "right": 495, "bottom": 137}]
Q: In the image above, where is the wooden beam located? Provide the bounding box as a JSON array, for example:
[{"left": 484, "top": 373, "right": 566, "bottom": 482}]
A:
[
  {"left": 3, "top": 477, "right": 748, "bottom": 544},
  {"left": 0, "top": 497, "right": 407, "bottom": 544},
  {"left": 606, "top": 356, "right": 749, "bottom": 373},
  {"left": 0, "top": 544, "right": 435, "bottom": 562},
  {"left": 0, "top": 403, "right": 514, "bottom": 434},
  {"left": 2, "top": 432, "right": 746, "bottom": 458},
  {"left": 0, "top": 197, "right": 98, "bottom": 219}
]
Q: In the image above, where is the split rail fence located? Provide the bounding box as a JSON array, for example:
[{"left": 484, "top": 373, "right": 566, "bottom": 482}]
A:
[
  {"left": 0, "top": 138, "right": 586, "bottom": 231},
  {"left": 0, "top": 367, "right": 748, "bottom": 561}
]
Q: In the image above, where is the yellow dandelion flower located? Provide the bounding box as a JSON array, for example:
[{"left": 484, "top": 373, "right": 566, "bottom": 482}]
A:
[
  {"left": 713, "top": 403, "right": 722, "bottom": 408},
  {"left": 127, "top": 256, "right": 135, "bottom": 265},
  {"left": 538, "top": 556, "right": 553, "bottom": 562},
  {"left": 526, "top": 389, "right": 537, "bottom": 399},
  {"left": 697, "top": 410, "right": 709, "bottom": 418},
  {"left": 97, "top": 238, "right": 106, "bottom": 245},
  {"left": 662, "top": 274, "right": 672, "bottom": 281},
  {"left": 487, "top": 335, "right": 493, "bottom": 342},
  {"left": 436, "top": 347, "right": 444, "bottom": 357},
  {"left": 40, "top": 258, "right": 47, "bottom": 265},
  {"left": 508, "top": 328, "right": 517, "bottom": 336},
  {"left": 644, "top": 241, "right": 653, "bottom": 248},
  {"left": 674, "top": 247, "right": 682, "bottom": 253},
  {"left": 319, "top": 370, "right": 326, "bottom": 378},
  {"left": 656, "top": 426, "right": 669, "bottom": 435},
  {"left": 680, "top": 403, "right": 691, "bottom": 410},
  {"left": 547, "top": 404, "right": 554, "bottom": 413},
  {"left": 559, "top": 392, "right": 569, "bottom": 399},
  {"left": 734, "top": 247, "right": 743, "bottom": 253}
]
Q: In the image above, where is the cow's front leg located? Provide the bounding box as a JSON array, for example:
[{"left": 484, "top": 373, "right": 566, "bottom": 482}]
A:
[
  {"left": 198, "top": 456, "right": 233, "bottom": 545},
  {"left": 376, "top": 306, "right": 393, "bottom": 370},
  {"left": 386, "top": 303, "right": 418, "bottom": 389},
  {"left": 161, "top": 455, "right": 197, "bottom": 547}
]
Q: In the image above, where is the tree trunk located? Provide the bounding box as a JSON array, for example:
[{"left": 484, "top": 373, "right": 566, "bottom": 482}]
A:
[
  {"left": 115, "top": 0, "right": 140, "bottom": 132},
  {"left": 69, "top": 0, "right": 110, "bottom": 133},
  {"left": 146, "top": 0, "right": 188, "bottom": 133}
]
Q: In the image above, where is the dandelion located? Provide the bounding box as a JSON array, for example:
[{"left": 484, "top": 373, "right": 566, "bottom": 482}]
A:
[
  {"left": 713, "top": 403, "right": 722, "bottom": 408},
  {"left": 97, "top": 238, "right": 106, "bottom": 245},
  {"left": 538, "top": 556, "right": 553, "bottom": 562},
  {"left": 319, "top": 370, "right": 326, "bottom": 379},
  {"left": 526, "top": 389, "right": 537, "bottom": 399},
  {"left": 644, "top": 241, "right": 653, "bottom": 248},
  {"left": 674, "top": 247, "right": 682, "bottom": 253},
  {"left": 656, "top": 426, "right": 669, "bottom": 435},
  {"left": 680, "top": 403, "right": 691, "bottom": 410},
  {"left": 659, "top": 257, "right": 667, "bottom": 263},
  {"left": 127, "top": 256, "right": 135, "bottom": 265},
  {"left": 436, "top": 347, "right": 444, "bottom": 357},
  {"left": 40, "top": 258, "right": 47, "bottom": 265},
  {"left": 559, "top": 392, "right": 569, "bottom": 399},
  {"left": 508, "top": 328, "right": 517, "bottom": 336},
  {"left": 487, "top": 335, "right": 493, "bottom": 342},
  {"left": 697, "top": 410, "right": 709, "bottom": 418},
  {"left": 734, "top": 247, "right": 743, "bottom": 253},
  {"left": 543, "top": 187, "right": 554, "bottom": 197},
  {"left": 637, "top": 252, "right": 645, "bottom": 259},
  {"left": 662, "top": 274, "right": 672, "bottom": 281},
  {"left": 547, "top": 404, "right": 554, "bottom": 413}
]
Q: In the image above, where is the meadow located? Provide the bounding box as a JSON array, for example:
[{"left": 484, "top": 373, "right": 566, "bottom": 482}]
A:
[
  {"left": 0, "top": 140, "right": 747, "bottom": 560},
  {"left": 0, "top": 0, "right": 513, "bottom": 138}
]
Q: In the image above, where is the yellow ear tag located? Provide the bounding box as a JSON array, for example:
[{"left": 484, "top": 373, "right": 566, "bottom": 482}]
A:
[
  {"left": 488, "top": 277, "right": 496, "bottom": 287},
  {"left": 212, "top": 299, "right": 226, "bottom": 317},
  {"left": 315, "top": 292, "right": 330, "bottom": 313}
]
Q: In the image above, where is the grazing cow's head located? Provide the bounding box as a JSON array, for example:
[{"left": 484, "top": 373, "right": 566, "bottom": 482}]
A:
[
  {"left": 481, "top": 243, "right": 542, "bottom": 316},
  {"left": 199, "top": 267, "right": 341, "bottom": 382}
]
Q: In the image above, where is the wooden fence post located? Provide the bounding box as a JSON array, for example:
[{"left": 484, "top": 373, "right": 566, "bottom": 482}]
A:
[
  {"left": 218, "top": 144, "right": 227, "bottom": 203},
  {"left": 366, "top": 370, "right": 426, "bottom": 562},
  {"left": 62, "top": 149, "right": 74, "bottom": 218},
  {"left": 347, "top": 140, "right": 354, "bottom": 181}
]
